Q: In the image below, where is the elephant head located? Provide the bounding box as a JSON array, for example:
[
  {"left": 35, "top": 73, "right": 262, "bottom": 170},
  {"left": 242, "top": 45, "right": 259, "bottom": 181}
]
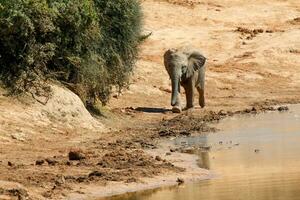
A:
[{"left": 164, "top": 48, "right": 206, "bottom": 109}]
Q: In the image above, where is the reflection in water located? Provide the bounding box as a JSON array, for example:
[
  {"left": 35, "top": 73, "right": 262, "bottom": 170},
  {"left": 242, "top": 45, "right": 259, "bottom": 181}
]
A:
[
  {"left": 104, "top": 105, "right": 300, "bottom": 200},
  {"left": 197, "top": 151, "right": 210, "bottom": 169}
]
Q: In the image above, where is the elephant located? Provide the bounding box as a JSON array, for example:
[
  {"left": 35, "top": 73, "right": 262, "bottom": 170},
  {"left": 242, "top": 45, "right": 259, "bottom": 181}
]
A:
[{"left": 163, "top": 47, "right": 206, "bottom": 113}]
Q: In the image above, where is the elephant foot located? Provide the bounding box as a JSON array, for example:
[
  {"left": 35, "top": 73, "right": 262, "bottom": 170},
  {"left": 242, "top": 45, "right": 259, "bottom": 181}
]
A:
[
  {"left": 199, "top": 100, "right": 205, "bottom": 108},
  {"left": 172, "top": 106, "right": 182, "bottom": 113},
  {"left": 183, "top": 106, "right": 194, "bottom": 111}
]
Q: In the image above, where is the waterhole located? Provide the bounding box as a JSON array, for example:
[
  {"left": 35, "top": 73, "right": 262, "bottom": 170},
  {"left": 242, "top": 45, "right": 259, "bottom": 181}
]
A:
[{"left": 105, "top": 105, "right": 300, "bottom": 200}]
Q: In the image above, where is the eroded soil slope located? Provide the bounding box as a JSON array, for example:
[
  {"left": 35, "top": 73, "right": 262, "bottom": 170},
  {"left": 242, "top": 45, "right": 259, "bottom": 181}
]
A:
[{"left": 0, "top": 0, "right": 300, "bottom": 199}]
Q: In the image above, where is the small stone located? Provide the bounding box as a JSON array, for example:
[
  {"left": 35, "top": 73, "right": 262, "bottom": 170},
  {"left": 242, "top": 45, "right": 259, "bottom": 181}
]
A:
[
  {"left": 35, "top": 160, "right": 45, "bottom": 166},
  {"left": 277, "top": 106, "right": 289, "bottom": 112},
  {"left": 166, "top": 152, "right": 171, "bottom": 156},
  {"left": 218, "top": 110, "right": 227, "bottom": 116},
  {"left": 11, "top": 132, "right": 26, "bottom": 142},
  {"left": 69, "top": 150, "right": 86, "bottom": 161},
  {"left": 254, "top": 149, "right": 260, "bottom": 153},
  {"left": 126, "top": 177, "right": 138, "bottom": 183},
  {"left": 66, "top": 161, "right": 71, "bottom": 166},
  {"left": 55, "top": 176, "right": 66, "bottom": 186},
  {"left": 251, "top": 107, "right": 258, "bottom": 112},
  {"left": 200, "top": 146, "right": 211, "bottom": 151},
  {"left": 176, "top": 178, "right": 184, "bottom": 184},
  {"left": 181, "top": 148, "right": 194, "bottom": 154},
  {"left": 8, "top": 161, "right": 13, "bottom": 167},
  {"left": 88, "top": 171, "right": 103, "bottom": 177},
  {"left": 155, "top": 156, "right": 162, "bottom": 161},
  {"left": 159, "top": 130, "right": 176, "bottom": 137},
  {"left": 45, "top": 158, "right": 58, "bottom": 165},
  {"left": 170, "top": 148, "right": 176, "bottom": 152},
  {"left": 179, "top": 131, "right": 191, "bottom": 136},
  {"left": 245, "top": 108, "right": 251, "bottom": 113},
  {"left": 76, "top": 176, "right": 87, "bottom": 183}
]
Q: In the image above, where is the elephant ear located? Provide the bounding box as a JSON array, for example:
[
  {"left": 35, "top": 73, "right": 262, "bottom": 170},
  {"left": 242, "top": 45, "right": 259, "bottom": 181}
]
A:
[
  {"left": 186, "top": 51, "right": 206, "bottom": 78},
  {"left": 163, "top": 49, "right": 171, "bottom": 69},
  {"left": 164, "top": 49, "right": 175, "bottom": 69}
]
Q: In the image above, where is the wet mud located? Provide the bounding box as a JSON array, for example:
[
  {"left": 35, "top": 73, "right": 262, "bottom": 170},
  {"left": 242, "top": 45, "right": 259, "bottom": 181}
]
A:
[
  {"left": 103, "top": 104, "right": 300, "bottom": 200},
  {"left": 0, "top": 104, "right": 287, "bottom": 199}
]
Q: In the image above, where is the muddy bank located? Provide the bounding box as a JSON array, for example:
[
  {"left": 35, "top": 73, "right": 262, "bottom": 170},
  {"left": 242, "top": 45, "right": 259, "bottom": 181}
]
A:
[
  {"left": 104, "top": 104, "right": 300, "bottom": 200},
  {"left": 0, "top": 103, "right": 289, "bottom": 200}
]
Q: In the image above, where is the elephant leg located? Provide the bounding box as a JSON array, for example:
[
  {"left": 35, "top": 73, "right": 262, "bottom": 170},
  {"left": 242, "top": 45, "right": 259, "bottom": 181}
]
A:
[
  {"left": 184, "top": 80, "right": 194, "bottom": 109},
  {"left": 172, "top": 94, "right": 182, "bottom": 113},
  {"left": 197, "top": 87, "right": 205, "bottom": 108},
  {"left": 172, "top": 83, "right": 182, "bottom": 113}
]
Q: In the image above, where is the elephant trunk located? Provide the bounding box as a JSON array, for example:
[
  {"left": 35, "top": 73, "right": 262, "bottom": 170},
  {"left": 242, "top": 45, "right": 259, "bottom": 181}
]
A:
[{"left": 171, "top": 76, "right": 180, "bottom": 106}]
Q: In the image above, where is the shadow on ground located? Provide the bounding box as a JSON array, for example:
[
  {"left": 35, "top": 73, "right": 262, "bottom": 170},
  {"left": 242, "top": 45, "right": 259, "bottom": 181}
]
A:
[{"left": 135, "top": 107, "right": 171, "bottom": 113}]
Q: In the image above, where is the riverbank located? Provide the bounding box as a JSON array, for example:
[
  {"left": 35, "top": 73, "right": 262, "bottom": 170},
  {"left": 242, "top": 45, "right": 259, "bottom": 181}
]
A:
[
  {"left": 0, "top": 102, "right": 292, "bottom": 200},
  {"left": 0, "top": 0, "right": 300, "bottom": 199},
  {"left": 100, "top": 104, "right": 300, "bottom": 200},
  {"left": 66, "top": 105, "right": 292, "bottom": 200}
]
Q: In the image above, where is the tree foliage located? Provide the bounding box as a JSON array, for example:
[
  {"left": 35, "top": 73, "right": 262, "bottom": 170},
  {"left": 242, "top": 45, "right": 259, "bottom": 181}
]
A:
[{"left": 0, "top": 0, "right": 142, "bottom": 105}]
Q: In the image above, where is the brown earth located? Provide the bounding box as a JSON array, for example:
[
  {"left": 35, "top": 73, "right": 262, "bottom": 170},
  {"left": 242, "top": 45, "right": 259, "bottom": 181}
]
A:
[{"left": 0, "top": 0, "right": 300, "bottom": 199}]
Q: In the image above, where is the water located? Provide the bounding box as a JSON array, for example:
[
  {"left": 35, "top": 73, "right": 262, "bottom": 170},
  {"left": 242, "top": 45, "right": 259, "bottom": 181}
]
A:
[{"left": 105, "top": 105, "right": 300, "bottom": 200}]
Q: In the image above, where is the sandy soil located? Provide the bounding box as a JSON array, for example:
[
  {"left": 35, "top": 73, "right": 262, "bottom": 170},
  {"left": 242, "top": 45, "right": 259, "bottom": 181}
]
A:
[{"left": 0, "top": 0, "right": 299, "bottom": 199}]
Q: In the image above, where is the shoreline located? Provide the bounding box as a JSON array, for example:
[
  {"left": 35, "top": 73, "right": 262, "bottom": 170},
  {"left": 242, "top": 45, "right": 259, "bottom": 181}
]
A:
[
  {"left": 68, "top": 144, "right": 212, "bottom": 200},
  {"left": 67, "top": 104, "right": 294, "bottom": 200}
]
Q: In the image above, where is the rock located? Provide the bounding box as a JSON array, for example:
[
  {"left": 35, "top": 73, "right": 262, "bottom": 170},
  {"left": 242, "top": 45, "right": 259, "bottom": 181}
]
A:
[
  {"left": 0, "top": 181, "right": 29, "bottom": 200},
  {"left": 65, "top": 161, "right": 71, "bottom": 166},
  {"left": 76, "top": 176, "right": 87, "bottom": 183},
  {"left": 88, "top": 171, "right": 103, "bottom": 177},
  {"left": 166, "top": 152, "right": 171, "bottom": 156},
  {"left": 277, "top": 106, "right": 289, "bottom": 112},
  {"left": 244, "top": 108, "right": 251, "bottom": 113},
  {"left": 125, "top": 177, "right": 138, "bottom": 183},
  {"left": 45, "top": 158, "right": 58, "bottom": 166},
  {"left": 200, "top": 146, "right": 211, "bottom": 151},
  {"left": 7, "top": 161, "right": 13, "bottom": 167},
  {"left": 218, "top": 110, "right": 227, "bottom": 116},
  {"left": 170, "top": 148, "right": 176, "bottom": 152},
  {"left": 155, "top": 156, "right": 162, "bottom": 161},
  {"left": 176, "top": 178, "right": 184, "bottom": 184},
  {"left": 68, "top": 150, "right": 86, "bottom": 161},
  {"left": 179, "top": 131, "right": 191, "bottom": 136},
  {"left": 158, "top": 130, "right": 176, "bottom": 137},
  {"left": 10, "top": 132, "right": 26, "bottom": 142},
  {"left": 55, "top": 176, "right": 66, "bottom": 186},
  {"left": 35, "top": 160, "right": 45, "bottom": 166},
  {"left": 254, "top": 149, "right": 260, "bottom": 153},
  {"left": 181, "top": 147, "right": 194, "bottom": 154}
]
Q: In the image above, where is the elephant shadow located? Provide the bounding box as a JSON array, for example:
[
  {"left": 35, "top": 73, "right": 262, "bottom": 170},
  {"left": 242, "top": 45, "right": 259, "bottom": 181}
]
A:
[{"left": 135, "top": 107, "right": 171, "bottom": 113}]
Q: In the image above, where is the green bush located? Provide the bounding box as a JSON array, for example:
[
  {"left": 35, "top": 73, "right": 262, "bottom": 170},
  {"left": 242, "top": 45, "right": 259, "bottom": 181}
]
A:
[
  {"left": 0, "top": 0, "right": 56, "bottom": 95},
  {"left": 95, "top": 0, "right": 142, "bottom": 89},
  {"left": 0, "top": 0, "right": 142, "bottom": 105}
]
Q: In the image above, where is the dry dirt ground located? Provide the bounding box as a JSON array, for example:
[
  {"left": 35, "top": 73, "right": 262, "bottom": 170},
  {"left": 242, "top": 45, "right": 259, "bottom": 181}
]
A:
[{"left": 0, "top": 0, "right": 300, "bottom": 199}]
